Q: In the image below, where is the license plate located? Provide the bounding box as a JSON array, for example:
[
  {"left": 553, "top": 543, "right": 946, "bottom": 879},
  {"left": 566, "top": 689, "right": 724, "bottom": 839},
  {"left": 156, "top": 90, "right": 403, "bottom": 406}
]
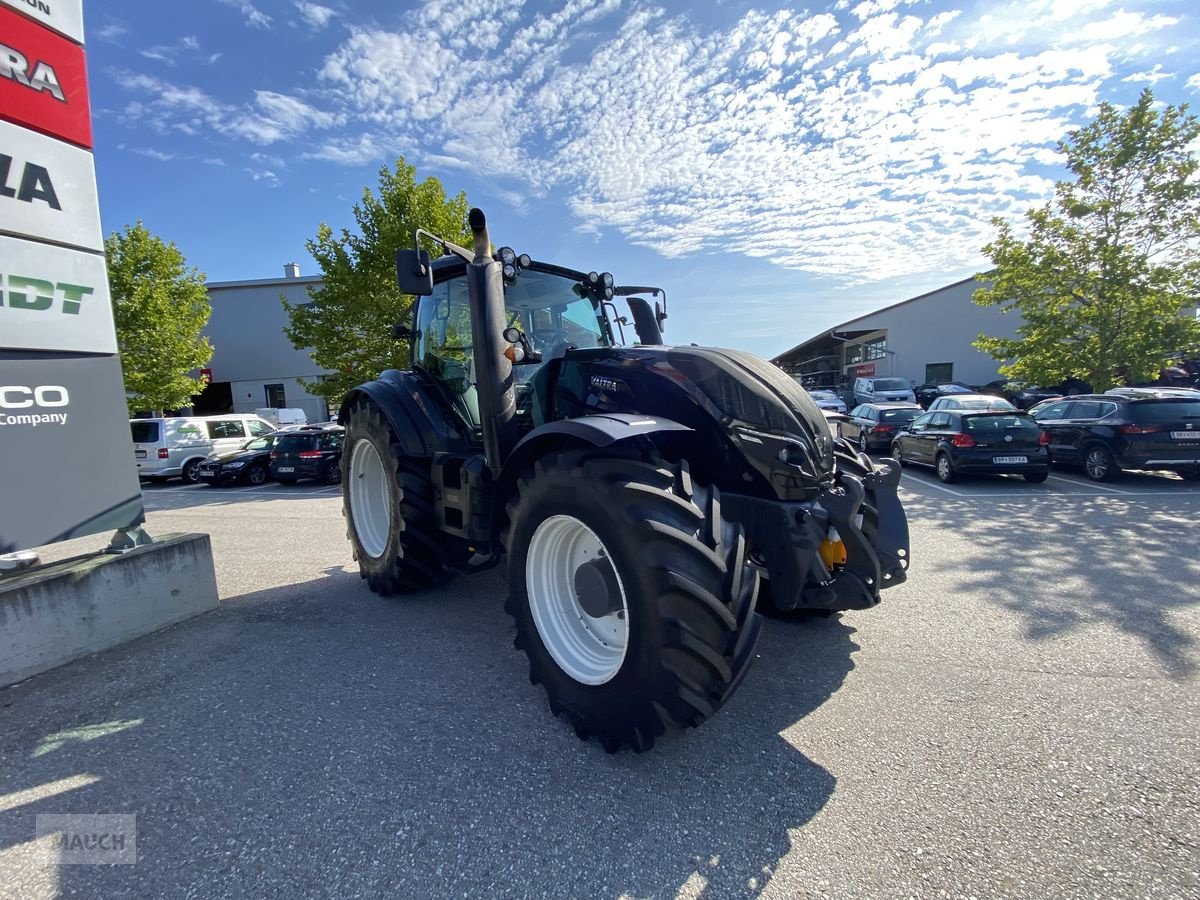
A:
[
  {"left": 277, "top": 466, "right": 294, "bottom": 473},
  {"left": 198, "top": 471, "right": 216, "bottom": 478},
  {"left": 135, "top": 450, "right": 147, "bottom": 459},
  {"left": 1171, "top": 431, "right": 1199, "bottom": 440},
  {"left": 993, "top": 455, "right": 1028, "bottom": 464}
]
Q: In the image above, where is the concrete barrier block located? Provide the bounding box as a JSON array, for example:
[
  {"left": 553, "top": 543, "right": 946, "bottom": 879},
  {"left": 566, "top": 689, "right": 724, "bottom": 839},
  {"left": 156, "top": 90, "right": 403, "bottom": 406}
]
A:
[{"left": 0, "top": 533, "right": 218, "bottom": 688}]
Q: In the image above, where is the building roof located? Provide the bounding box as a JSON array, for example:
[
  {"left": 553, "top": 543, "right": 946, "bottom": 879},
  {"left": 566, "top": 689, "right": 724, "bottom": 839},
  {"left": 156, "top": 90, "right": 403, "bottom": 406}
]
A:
[
  {"left": 207, "top": 275, "right": 324, "bottom": 291},
  {"left": 771, "top": 275, "right": 979, "bottom": 365}
]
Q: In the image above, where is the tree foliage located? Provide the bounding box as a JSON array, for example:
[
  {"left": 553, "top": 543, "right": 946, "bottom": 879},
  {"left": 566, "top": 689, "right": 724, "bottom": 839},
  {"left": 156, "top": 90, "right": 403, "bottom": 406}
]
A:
[
  {"left": 974, "top": 89, "right": 1200, "bottom": 391},
  {"left": 106, "top": 222, "right": 213, "bottom": 415},
  {"left": 283, "top": 158, "right": 472, "bottom": 404}
]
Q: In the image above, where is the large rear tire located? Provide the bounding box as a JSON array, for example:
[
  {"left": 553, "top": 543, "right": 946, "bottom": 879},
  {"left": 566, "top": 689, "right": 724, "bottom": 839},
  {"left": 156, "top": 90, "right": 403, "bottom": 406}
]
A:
[
  {"left": 503, "top": 450, "right": 762, "bottom": 752},
  {"left": 342, "top": 397, "right": 451, "bottom": 594}
]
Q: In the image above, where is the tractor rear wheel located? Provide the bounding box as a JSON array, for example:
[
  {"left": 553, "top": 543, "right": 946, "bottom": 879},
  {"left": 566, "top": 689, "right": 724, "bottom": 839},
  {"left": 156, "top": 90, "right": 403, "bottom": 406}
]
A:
[
  {"left": 342, "top": 397, "right": 450, "bottom": 594},
  {"left": 503, "top": 450, "right": 762, "bottom": 752}
]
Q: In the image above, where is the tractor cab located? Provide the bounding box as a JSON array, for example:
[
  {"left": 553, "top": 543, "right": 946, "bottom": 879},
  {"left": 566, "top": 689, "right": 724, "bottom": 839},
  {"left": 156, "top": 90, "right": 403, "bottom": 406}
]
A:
[{"left": 409, "top": 254, "right": 658, "bottom": 439}]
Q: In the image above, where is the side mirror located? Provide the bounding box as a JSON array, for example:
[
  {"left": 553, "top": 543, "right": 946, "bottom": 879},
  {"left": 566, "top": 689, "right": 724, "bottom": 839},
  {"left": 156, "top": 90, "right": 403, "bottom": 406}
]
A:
[
  {"left": 396, "top": 249, "right": 433, "bottom": 296},
  {"left": 655, "top": 300, "right": 667, "bottom": 332}
]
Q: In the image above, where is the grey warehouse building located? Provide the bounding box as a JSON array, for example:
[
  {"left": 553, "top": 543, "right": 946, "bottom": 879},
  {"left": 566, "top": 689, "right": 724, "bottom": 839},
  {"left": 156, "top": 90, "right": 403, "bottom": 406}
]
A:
[
  {"left": 772, "top": 277, "right": 1017, "bottom": 392},
  {"left": 192, "top": 264, "right": 332, "bottom": 424}
]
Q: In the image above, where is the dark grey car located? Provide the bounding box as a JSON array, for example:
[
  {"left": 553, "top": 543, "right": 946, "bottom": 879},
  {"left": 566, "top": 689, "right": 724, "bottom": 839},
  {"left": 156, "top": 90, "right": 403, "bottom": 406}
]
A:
[{"left": 841, "top": 402, "right": 923, "bottom": 453}]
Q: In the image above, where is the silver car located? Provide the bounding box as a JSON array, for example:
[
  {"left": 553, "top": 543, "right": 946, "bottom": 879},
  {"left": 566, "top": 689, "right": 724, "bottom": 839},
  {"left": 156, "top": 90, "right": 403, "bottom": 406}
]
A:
[{"left": 807, "top": 389, "right": 848, "bottom": 415}]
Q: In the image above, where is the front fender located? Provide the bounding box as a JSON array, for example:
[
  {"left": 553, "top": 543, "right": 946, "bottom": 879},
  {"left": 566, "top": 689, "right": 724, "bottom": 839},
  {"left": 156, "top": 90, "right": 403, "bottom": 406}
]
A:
[{"left": 491, "top": 413, "right": 692, "bottom": 541}]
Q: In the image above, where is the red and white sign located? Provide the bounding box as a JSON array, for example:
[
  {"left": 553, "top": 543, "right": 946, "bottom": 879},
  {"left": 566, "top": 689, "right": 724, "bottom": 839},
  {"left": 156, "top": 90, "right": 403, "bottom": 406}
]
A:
[
  {"left": 0, "top": 3, "right": 92, "bottom": 148},
  {"left": 0, "top": 0, "right": 86, "bottom": 46},
  {"left": 854, "top": 363, "right": 876, "bottom": 377},
  {"left": 0, "top": 118, "right": 102, "bottom": 250},
  {"left": 0, "top": 234, "right": 115, "bottom": 353}
]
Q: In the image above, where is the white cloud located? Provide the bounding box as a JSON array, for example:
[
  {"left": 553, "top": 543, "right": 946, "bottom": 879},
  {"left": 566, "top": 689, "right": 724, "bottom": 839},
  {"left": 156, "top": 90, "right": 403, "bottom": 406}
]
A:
[
  {"left": 95, "top": 21, "right": 129, "bottom": 43},
  {"left": 294, "top": 2, "right": 335, "bottom": 29},
  {"left": 245, "top": 168, "right": 281, "bottom": 187},
  {"left": 1079, "top": 11, "right": 1178, "bottom": 41},
  {"left": 109, "top": 0, "right": 1198, "bottom": 286},
  {"left": 110, "top": 71, "right": 339, "bottom": 145},
  {"left": 1123, "top": 65, "right": 1172, "bottom": 85},
  {"left": 117, "top": 144, "right": 176, "bottom": 161},
  {"left": 304, "top": 134, "right": 381, "bottom": 166},
  {"left": 218, "top": 0, "right": 272, "bottom": 30}
]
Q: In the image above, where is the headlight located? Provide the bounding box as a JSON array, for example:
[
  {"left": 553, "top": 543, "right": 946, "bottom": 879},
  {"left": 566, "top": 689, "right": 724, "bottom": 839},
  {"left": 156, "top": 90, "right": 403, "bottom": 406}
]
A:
[{"left": 227, "top": 461, "right": 245, "bottom": 468}]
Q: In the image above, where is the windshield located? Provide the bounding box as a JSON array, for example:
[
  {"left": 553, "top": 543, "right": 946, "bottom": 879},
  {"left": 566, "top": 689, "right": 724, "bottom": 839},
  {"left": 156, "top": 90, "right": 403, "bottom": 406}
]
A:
[
  {"left": 964, "top": 413, "right": 1039, "bottom": 433},
  {"left": 874, "top": 378, "right": 909, "bottom": 391}
]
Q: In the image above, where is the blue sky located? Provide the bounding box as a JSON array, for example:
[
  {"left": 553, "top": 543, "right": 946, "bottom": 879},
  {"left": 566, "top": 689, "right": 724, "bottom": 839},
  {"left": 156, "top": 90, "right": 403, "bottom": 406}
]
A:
[{"left": 86, "top": 0, "right": 1200, "bottom": 358}]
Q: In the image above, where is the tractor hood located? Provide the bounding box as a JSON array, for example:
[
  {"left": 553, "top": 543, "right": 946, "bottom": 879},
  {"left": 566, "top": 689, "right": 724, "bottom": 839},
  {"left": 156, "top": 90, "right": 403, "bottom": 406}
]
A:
[
  {"left": 663, "top": 346, "right": 835, "bottom": 469},
  {"left": 551, "top": 345, "right": 835, "bottom": 492}
]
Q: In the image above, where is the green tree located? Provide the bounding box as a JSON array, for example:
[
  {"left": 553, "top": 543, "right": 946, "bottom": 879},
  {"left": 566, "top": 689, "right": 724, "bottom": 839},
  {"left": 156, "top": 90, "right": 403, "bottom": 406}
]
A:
[
  {"left": 106, "top": 222, "right": 213, "bottom": 415},
  {"left": 283, "top": 158, "right": 472, "bottom": 405},
  {"left": 974, "top": 88, "right": 1200, "bottom": 391}
]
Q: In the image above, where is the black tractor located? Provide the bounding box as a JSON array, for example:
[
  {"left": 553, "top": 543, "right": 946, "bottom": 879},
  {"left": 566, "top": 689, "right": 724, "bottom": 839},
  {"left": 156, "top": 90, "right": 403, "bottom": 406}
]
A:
[{"left": 339, "top": 209, "right": 909, "bottom": 752}]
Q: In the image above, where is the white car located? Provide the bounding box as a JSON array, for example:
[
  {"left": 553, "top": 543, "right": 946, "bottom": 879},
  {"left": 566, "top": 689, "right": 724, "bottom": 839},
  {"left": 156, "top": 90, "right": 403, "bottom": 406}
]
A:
[{"left": 807, "top": 389, "right": 848, "bottom": 415}]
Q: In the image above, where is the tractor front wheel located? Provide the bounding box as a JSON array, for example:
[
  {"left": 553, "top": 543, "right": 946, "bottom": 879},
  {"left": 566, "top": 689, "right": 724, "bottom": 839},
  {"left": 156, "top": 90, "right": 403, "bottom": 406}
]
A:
[
  {"left": 342, "top": 397, "right": 450, "bottom": 594},
  {"left": 504, "top": 450, "right": 762, "bottom": 752}
]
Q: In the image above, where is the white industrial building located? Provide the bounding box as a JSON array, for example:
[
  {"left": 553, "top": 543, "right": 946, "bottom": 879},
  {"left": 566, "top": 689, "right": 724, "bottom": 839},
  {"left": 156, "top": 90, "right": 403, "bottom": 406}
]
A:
[
  {"left": 193, "top": 270, "right": 1024, "bottom": 421},
  {"left": 771, "top": 277, "right": 1018, "bottom": 392},
  {"left": 192, "top": 264, "right": 332, "bottom": 424}
]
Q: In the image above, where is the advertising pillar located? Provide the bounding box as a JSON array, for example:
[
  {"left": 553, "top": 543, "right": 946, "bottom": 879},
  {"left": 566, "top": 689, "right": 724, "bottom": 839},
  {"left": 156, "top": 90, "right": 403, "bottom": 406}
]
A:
[{"left": 1, "top": 0, "right": 145, "bottom": 552}]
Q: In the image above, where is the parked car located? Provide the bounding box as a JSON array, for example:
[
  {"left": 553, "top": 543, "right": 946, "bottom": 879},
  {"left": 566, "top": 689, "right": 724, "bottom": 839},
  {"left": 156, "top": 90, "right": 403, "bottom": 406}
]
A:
[
  {"left": 840, "top": 402, "right": 923, "bottom": 453},
  {"left": 1104, "top": 386, "right": 1200, "bottom": 400},
  {"left": 269, "top": 424, "right": 345, "bottom": 484},
  {"left": 853, "top": 376, "right": 916, "bottom": 405},
  {"left": 891, "top": 410, "right": 1051, "bottom": 483},
  {"left": 928, "top": 394, "right": 1018, "bottom": 412},
  {"left": 914, "top": 382, "right": 973, "bottom": 408},
  {"left": 979, "top": 379, "right": 1093, "bottom": 407},
  {"left": 131, "top": 414, "right": 276, "bottom": 483},
  {"left": 807, "top": 389, "right": 848, "bottom": 415},
  {"left": 1030, "top": 394, "right": 1200, "bottom": 481},
  {"left": 196, "top": 433, "right": 282, "bottom": 486}
]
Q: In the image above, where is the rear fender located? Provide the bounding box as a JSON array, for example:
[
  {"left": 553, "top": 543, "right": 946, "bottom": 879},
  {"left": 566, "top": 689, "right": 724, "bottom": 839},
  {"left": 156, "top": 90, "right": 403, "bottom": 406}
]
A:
[{"left": 338, "top": 369, "right": 472, "bottom": 458}]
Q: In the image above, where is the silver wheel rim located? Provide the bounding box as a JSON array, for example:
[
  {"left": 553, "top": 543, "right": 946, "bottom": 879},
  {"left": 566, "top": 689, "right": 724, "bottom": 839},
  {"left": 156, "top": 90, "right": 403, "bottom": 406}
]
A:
[
  {"left": 859, "top": 433, "right": 868, "bottom": 452},
  {"left": 349, "top": 440, "right": 390, "bottom": 559},
  {"left": 248, "top": 466, "right": 265, "bottom": 485},
  {"left": 937, "top": 456, "right": 951, "bottom": 480},
  {"left": 1086, "top": 449, "right": 1108, "bottom": 479},
  {"left": 527, "top": 515, "right": 629, "bottom": 686},
  {"left": 184, "top": 459, "right": 201, "bottom": 482}
]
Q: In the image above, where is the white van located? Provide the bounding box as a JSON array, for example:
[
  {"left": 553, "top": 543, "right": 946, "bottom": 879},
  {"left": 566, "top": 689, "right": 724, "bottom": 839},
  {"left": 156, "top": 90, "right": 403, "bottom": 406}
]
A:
[
  {"left": 853, "top": 376, "right": 917, "bottom": 405},
  {"left": 130, "top": 414, "right": 276, "bottom": 483},
  {"left": 253, "top": 407, "right": 308, "bottom": 427}
]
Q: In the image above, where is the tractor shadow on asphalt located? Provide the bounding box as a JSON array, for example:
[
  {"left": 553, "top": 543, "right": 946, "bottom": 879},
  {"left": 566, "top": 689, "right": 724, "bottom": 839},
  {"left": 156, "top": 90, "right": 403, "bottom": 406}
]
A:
[{"left": 0, "top": 566, "right": 855, "bottom": 898}]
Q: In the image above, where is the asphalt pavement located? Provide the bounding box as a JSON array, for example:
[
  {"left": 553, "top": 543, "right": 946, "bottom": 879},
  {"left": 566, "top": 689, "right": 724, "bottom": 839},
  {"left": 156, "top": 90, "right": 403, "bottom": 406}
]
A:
[{"left": 1, "top": 470, "right": 1197, "bottom": 898}]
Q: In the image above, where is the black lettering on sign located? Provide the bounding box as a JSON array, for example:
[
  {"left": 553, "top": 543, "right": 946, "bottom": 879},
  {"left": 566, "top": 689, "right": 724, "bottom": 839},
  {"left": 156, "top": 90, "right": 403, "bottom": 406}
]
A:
[
  {"left": 0, "top": 155, "right": 62, "bottom": 209},
  {"left": 0, "top": 43, "right": 66, "bottom": 102}
]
